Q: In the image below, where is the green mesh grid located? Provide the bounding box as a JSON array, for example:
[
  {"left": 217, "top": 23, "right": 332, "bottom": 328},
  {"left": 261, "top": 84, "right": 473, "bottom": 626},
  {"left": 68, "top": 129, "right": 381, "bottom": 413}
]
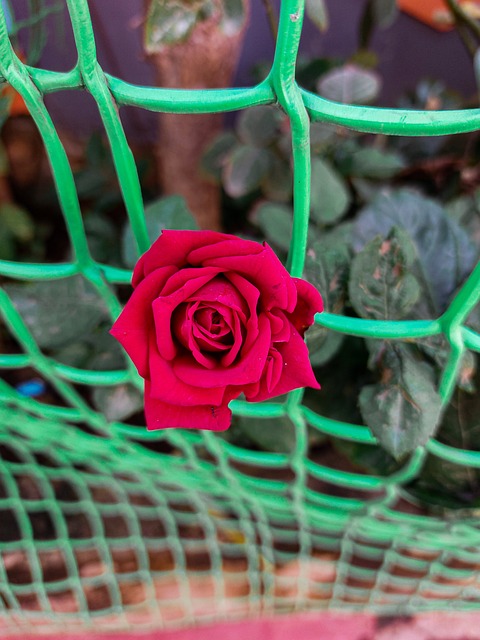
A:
[{"left": 1, "top": 0, "right": 480, "bottom": 633}]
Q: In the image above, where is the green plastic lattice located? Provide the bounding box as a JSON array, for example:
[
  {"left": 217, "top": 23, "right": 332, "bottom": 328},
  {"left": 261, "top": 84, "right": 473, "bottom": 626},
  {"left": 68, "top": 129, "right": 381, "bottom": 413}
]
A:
[{"left": 1, "top": 0, "right": 480, "bottom": 634}]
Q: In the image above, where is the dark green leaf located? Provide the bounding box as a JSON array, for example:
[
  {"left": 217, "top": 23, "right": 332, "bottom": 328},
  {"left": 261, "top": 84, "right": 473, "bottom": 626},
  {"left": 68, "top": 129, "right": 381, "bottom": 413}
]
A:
[
  {"left": 305, "top": 237, "right": 351, "bottom": 312},
  {"left": 317, "top": 64, "right": 381, "bottom": 104},
  {"left": 92, "top": 384, "right": 143, "bottom": 422},
  {"left": 0, "top": 202, "right": 34, "bottom": 242},
  {"left": 349, "top": 227, "right": 420, "bottom": 320},
  {"left": 350, "top": 147, "right": 405, "bottom": 180},
  {"left": 122, "top": 195, "right": 198, "bottom": 268},
  {"left": 304, "top": 236, "right": 351, "bottom": 365},
  {"left": 359, "top": 344, "right": 442, "bottom": 459},
  {"left": 236, "top": 106, "right": 283, "bottom": 148},
  {"left": 4, "top": 277, "right": 106, "bottom": 350},
  {"left": 220, "top": 0, "right": 246, "bottom": 35},
  {"left": 305, "top": 0, "right": 329, "bottom": 32},
  {"left": 353, "top": 190, "right": 477, "bottom": 313},
  {"left": 262, "top": 156, "right": 293, "bottom": 203},
  {"left": 310, "top": 157, "right": 351, "bottom": 225},
  {"left": 306, "top": 325, "right": 344, "bottom": 366},
  {"left": 234, "top": 414, "right": 296, "bottom": 453},
  {"left": 255, "top": 202, "right": 292, "bottom": 252},
  {"left": 200, "top": 132, "right": 237, "bottom": 182},
  {"left": 223, "top": 145, "right": 272, "bottom": 198}
]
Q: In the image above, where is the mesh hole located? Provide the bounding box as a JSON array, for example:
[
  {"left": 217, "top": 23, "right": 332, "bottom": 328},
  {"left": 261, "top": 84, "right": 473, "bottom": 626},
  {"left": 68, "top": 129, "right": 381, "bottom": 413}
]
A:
[
  {"left": 38, "top": 549, "right": 68, "bottom": 583},
  {"left": 0, "top": 510, "right": 21, "bottom": 542},
  {"left": 102, "top": 514, "right": 130, "bottom": 539},
  {"left": 65, "top": 512, "right": 93, "bottom": 539},
  {"left": 28, "top": 509, "right": 57, "bottom": 541},
  {"left": 3, "top": 550, "right": 32, "bottom": 585},
  {"left": 15, "top": 473, "right": 45, "bottom": 500}
]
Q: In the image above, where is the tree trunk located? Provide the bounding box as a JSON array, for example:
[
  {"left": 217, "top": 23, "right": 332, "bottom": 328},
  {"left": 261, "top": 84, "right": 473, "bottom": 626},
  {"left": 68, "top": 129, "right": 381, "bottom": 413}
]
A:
[{"left": 148, "top": 1, "right": 249, "bottom": 231}]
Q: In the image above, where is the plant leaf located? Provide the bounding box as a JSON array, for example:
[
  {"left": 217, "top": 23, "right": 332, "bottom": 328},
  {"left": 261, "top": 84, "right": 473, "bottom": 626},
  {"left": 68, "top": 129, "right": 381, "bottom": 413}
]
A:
[
  {"left": 4, "top": 277, "right": 106, "bottom": 350},
  {"left": 144, "top": 0, "right": 202, "bottom": 51},
  {"left": 353, "top": 190, "right": 477, "bottom": 313},
  {"left": 92, "top": 384, "right": 143, "bottom": 422},
  {"left": 220, "top": 0, "right": 246, "bottom": 35},
  {"left": 349, "top": 147, "right": 405, "bottom": 180},
  {"left": 234, "top": 415, "right": 296, "bottom": 453},
  {"left": 0, "top": 203, "right": 35, "bottom": 242},
  {"left": 236, "top": 106, "right": 283, "bottom": 148},
  {"left": 310, "top": 157, "right": 351, "bottom": 225},
  {"left": 262, "top": 156, "right": 293, "bottom": 203},
  {"left": 122, "top": 195, "right": 198, "bottom": 268},
  {"left": 255, "top": 202, "right": 292, "bottom": 252},
  {"left": 223, "top": 145, "right": 272, "bottom": 198},
  {"left": 359, "top": 344, "right": 442, "bottom": 459},
  {"left": 304, "top": 236, "right": 351, "bottom": 364},
  {"left": 200, "top": 132, "right": 237, "bottom": 182},
  {"left": 349, "top": 227, "right": 420, "bottom": 320},
  {"left": 317, "top": 64, "right": 381, "bottom": 104},
  {"left": 305, "top": 0, "right": 329, "bottom": 32}
]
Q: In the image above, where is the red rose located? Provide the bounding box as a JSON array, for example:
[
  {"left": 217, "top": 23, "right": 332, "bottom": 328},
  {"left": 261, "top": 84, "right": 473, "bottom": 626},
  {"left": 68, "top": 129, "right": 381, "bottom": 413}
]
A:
[{"left": 111, "top": 230, "right": 323, "bottom": 431}]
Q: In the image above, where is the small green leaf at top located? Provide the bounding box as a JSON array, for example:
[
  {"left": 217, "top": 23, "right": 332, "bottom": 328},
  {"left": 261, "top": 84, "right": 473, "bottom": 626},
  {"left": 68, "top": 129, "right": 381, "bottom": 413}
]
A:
[
  {"left": 359, "top": 344, "right": 442, "bottom": 459},
  {"left": 349, "top": 226, "right": 420, "bottom": 321},
  {"left": 317, "top": 64, "right": 381, "bottom": 105},
  {"left": 122, "top": 195, "right": 198, "bottom": 268},
  {"left": 310, "top": 157, "right": 351, "bottom": 225},
  {"left": 305, "top": 0, "right": 329, "bottom": 32}
]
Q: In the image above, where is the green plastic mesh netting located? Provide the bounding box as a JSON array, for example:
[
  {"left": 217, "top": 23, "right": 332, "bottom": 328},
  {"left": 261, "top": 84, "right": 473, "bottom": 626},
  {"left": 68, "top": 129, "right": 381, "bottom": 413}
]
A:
[{"left": 1, "top": 0, "right": 480, "bottom": 634}]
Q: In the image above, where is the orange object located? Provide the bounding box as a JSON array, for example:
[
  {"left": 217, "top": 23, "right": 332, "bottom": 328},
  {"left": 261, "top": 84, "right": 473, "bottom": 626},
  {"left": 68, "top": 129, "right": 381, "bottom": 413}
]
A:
[
  {"left": 398, "top": 0, "right": 480, "bottom": 31},
  {"left": 0, "top": 50, "right": 29, "bottom": 117}
]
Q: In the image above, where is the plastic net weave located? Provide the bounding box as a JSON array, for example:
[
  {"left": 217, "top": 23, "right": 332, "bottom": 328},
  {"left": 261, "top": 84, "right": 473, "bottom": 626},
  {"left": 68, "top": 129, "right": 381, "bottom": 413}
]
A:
[{"left": 1, "top": 0, "right": 480, "bottom": 634}]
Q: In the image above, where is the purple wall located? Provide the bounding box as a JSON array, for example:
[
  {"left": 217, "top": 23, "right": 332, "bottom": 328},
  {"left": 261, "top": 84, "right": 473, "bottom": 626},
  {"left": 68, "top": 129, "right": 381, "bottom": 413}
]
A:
[{"left": 25, "top": 0, "right": 477, "bottom": 144}]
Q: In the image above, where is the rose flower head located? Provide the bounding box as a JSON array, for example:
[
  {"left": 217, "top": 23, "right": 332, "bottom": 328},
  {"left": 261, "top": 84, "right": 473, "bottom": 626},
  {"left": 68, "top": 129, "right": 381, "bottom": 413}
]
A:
[{"left": 111, "top": 230, "right": 323, "bottom": 431}]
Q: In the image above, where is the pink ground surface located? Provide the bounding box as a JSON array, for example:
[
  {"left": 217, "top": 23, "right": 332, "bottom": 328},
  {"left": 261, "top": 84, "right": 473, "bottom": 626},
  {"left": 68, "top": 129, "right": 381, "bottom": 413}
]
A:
[{"left": 5, "top": 612, "right": 480, "bottom": 640}]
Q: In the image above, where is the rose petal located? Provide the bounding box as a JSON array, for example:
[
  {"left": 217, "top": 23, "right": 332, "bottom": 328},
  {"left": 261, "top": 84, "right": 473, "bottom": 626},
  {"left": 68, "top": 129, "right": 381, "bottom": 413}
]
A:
[
  {"left": 148, "top": 336, "right": 225, "bottom": 407},
  {"left": 145, "top": 381, "right": 232, "bottom": 431},
  {"left": 110, "top": 265, "right": 177, "bottom": 377},
  {"left": 173, "top": 313, "right": 271, "bottom": 387},
  {"left": 188, "top": 237, "right": 263, "bottom": 263},
  {"left": 220, "top": 308, "right": 244, "bottom": 367},
  {"left": 152, "top": 267, "right": 221, "bottom": 360},
  {"left": 188, "top": 276, "right": 248, "bottom": 321},
  {"left": 196, "top": 243, "right": 297, "bottom": 312},
  {"left": 246, "top": 325, "right": 319, "bottom": 402},
  {"left": 289, "top": 278, "right": 323, "bottom": 336},
  {"left": 266, "top": 309, "right": 291, "bottom": 343},
  {"left": 134, "top": 230, "right": 231, "bottom": 285},
  {"left": 225, "top": 273, "right": 259, "bottom": 353}
]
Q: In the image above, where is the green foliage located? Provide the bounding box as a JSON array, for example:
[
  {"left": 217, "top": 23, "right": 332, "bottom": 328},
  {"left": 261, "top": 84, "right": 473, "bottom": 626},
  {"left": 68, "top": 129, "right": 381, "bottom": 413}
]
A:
[
  {"left": 0, "top": 202, "right": 35, "bottom": 260},
  {"left": 359, "top": 344, "right": 442, "bottom": 460},
  {"left": 349, "top": 227, "right": 420, "bottom": 321},
  {"left": 122, "top": 194, "right": 198, "bottom": 268},
  {"left": 310, "top": 158, "right": 351, "bottom": 225},
  {"left": 93, "top": 384, "right": 143, "bottom": 422},
  {"left": 144, "top": 0, "right": 246, "bottom": 51},
  {"left": 4, "top": 277, "right": 107, "bottom": 350},
  {"left": 305, "top": 0, "right": 329, "bottom": 32},
  {"left": 317, "top": 65, "right": 381, "bottom": 104}
]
